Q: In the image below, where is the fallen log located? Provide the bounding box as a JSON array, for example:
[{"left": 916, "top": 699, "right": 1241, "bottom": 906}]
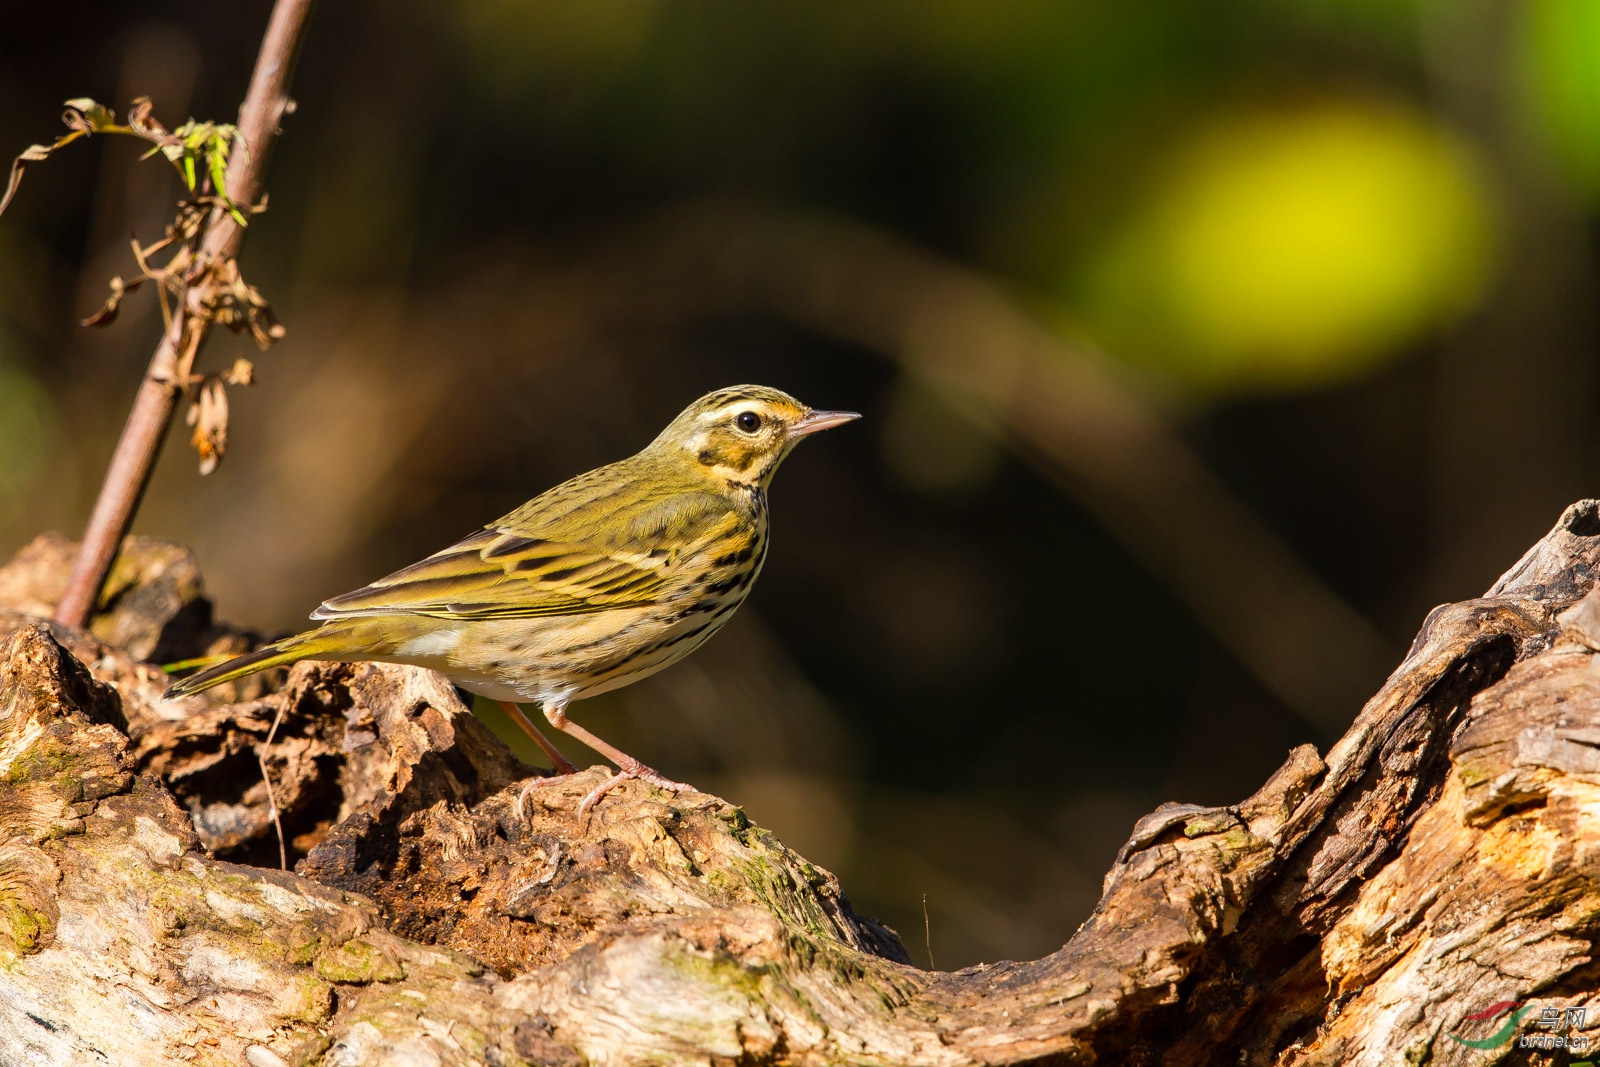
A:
[{"left": 1, "top": 503, "right": 1599, "bottom": 1065}]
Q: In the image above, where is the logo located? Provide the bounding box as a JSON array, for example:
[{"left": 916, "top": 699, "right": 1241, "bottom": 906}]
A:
[
  {"left": 1448, "top": 1002, "right": 1532, "bottom": 1050},
  {"left": 1448, "top": 1002, "right": 1591, "bottom": 1059}
]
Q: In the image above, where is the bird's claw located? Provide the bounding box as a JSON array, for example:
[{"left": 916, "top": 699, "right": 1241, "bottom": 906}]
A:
[
  {"left": 576, "top": 771, "right": 632, "bottom": 822},
  {"left": 575, "top": 762, "right": 697, "bottom": 821},
  {"left": 518, "top": 758, "right": 699, "bottom": 824},
  {"left": 517, "top": 772, "right": 577, "bottom": 820}
]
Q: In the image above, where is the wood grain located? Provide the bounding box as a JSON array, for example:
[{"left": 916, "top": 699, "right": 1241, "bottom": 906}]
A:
[{"left": 4, "top": 502, "right": 1600, "bottom": 1064}]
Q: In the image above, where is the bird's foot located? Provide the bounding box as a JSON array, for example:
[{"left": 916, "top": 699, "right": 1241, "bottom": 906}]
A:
[
  {"left": 517, "top": 771, "right": 579, "bottom": 820},
  {"left": 625, "top": 760, "right": 696, "bottom": 796},
  {"left": 575, "top": 771, "right": 631, "bottom": 821},
  {"left": 575, "top": 757, "right": 696, "bottom": 821}
]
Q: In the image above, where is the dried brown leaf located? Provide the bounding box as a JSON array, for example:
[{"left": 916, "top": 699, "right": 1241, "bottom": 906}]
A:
[
  {"left": 2, "top": 98, "right": 130, "bottom": 218},
  {"left": 125, "top": 96, "right": 166, "bottom": 139},
  {"left": 61, "top": 98, "right": 117, "bottom": 133},
  {"left": 5, "top": 93, "right": 283, "bottom": 480},
  {"left": 196, "top": 254, "right": 285, "bottom": 349},
  {"left": 1, "top": 132, "right": 85, "bottom": 217},
  {"left": 173, "top": 201, "right": 206, "bottom": 241},
  {"left": 81, "top": 275, "right": 145, "bottom": 328},
  {"left": 224, "top": 358, "right": 255, "bottom": 386},
  {"left": 186, "top": 378, "right": 229, "bottom": 476}
]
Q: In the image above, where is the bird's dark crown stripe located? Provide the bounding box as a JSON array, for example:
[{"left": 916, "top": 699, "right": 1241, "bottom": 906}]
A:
[{"left": 701, "top": 385, "right": 791, "bottom": 409}]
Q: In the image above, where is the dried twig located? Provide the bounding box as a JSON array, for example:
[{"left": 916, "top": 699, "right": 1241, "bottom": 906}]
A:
[
  {"left": 50, "top": 0, "right": 316, "bottom": 629},
  {"left": 257, "top": 702, "right": 288, "bottom": 871},
  {"left": 923, "top": 892, "right": 935, "bottom": 971}
]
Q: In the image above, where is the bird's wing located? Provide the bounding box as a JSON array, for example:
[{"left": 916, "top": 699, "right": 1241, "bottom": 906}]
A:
[{"left": 310, "top": 487, "right": 739, "bottom": 622}]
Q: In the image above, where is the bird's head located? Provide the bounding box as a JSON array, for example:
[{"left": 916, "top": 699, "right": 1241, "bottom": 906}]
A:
[{"left": 652, "top": 385, "right": 860, "bottom": 488}]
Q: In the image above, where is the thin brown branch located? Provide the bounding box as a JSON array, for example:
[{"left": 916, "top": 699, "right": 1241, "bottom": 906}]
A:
[{"left": 52, "top": 0, "right": 316, "bottom": 630}]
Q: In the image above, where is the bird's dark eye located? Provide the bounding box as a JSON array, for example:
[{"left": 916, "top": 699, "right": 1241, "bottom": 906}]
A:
[{"left": 735, "top": 411, "right": 762, "bottom": 433}]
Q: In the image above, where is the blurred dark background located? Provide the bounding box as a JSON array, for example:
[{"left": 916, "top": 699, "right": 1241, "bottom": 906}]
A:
[{"left": 2, "top": 0, "right": 1597, "bottom": 969}]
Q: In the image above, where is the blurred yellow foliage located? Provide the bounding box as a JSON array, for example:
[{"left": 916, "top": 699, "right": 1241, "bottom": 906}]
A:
[{"left": 1078, "top": 102, "right": 1494, "bottom": 394}]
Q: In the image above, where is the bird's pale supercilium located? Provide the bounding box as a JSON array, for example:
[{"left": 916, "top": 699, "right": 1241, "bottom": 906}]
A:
[{"left": 165, "top": 386, "right": 860, "bottom": 816}]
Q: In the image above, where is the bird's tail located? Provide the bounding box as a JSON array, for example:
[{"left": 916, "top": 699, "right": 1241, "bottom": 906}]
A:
[{"left": 164, "top": 626, "right": 348, "bottom": 699}]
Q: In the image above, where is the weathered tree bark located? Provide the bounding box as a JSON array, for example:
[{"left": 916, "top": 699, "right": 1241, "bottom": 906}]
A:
[{"left": 3, "top": 504, "right": 1600, "bottom": 1065}]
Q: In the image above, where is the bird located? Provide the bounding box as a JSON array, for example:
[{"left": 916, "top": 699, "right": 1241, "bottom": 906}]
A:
[{"left": 164, "top": 385, "right": 860, "bottom": 818}]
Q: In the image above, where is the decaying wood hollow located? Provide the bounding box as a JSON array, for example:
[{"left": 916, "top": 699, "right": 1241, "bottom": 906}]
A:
[{"left": 2, "top": 503, "right": 1600, "bottom": 1065}]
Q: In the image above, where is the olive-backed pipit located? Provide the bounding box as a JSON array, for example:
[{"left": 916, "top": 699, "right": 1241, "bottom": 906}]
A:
[{"left": 166, "top": 385, "right": 859, "bottom": 816}]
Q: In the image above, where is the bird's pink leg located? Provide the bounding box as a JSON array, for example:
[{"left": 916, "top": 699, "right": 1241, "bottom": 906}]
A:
[
  {"left": 498, "top": 700, "right": 577, "bottom": 774},
  {"left": 540, "top": 700, "right": 696, "bottom": 819}
]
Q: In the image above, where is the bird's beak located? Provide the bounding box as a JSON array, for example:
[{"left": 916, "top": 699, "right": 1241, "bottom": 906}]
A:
[{"left": 787, "top": 409, "right": 862, "bottom": 439}]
